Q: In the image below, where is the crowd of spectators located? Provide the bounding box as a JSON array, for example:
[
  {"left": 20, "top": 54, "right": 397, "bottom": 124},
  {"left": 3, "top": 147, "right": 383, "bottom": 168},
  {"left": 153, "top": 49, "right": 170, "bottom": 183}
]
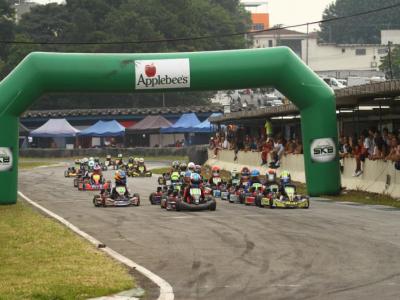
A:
[
  {"left": 208, "top": 126, "right": 303, "bottom": 168},
  {"left": 209, "top": 124, "right": 400, "bottom": 175},
  {"left": 339, "top": 127, "right": 400, "bottom": 176}
]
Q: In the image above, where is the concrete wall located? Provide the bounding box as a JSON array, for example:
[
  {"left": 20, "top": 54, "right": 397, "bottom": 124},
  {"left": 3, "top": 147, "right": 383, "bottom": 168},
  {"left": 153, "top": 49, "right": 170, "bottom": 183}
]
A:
[
  {"left": 207, "top": 149, "right": 400, "bottom": 198},
  {"left": 20, "top": 145, "right": 209, "bottom": 164}
]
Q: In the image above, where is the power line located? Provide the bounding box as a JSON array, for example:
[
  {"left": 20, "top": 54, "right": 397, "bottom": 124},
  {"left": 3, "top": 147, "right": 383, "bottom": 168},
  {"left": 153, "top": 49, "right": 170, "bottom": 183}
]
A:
[{"left": 2, "top": 2, "right": 400, "bottom": 45}]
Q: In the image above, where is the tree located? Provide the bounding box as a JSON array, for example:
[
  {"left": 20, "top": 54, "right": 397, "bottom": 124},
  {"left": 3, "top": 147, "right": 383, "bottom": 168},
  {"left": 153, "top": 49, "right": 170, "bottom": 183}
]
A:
[
  {"left": 380, "top": 45, "right": 400, "bottom": 79},
  {"left": 0, "top": 0, "right": 15, "bottom": 61},
  {"left": 5, "top": 0, "right": 251, "bottom": 109},
  {"left": 319, "top": 0, "right": 400, "bottom": 44}
]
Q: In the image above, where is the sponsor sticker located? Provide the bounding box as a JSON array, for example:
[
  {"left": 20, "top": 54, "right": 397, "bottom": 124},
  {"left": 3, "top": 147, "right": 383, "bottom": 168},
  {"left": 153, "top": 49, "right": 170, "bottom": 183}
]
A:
[
  {"left": 0, "top": 147, "right": 13, "bottom": 172},
  {"left": 310, "top": 138, "right": 337, "bottom": 163},
  {"left": 135, "top": 59, "right": 190, "bottom": 90}
]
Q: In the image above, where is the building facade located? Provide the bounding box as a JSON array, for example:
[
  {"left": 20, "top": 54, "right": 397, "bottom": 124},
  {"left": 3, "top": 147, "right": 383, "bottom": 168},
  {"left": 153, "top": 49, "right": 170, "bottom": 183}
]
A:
[{"left": 241, "top": 0, "right": 269, "bottom": 31}]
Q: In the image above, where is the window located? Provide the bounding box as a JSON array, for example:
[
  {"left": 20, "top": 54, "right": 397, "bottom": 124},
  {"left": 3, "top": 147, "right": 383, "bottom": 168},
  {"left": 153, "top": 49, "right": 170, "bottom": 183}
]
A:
[
  {"left": 355, "top": 48, "right": 366, "bottom": 56},
  {"left": 268, "top": 40, "right": 273, "bottom": 47},
  {"left": 378, "top": 48, "right": 388, "bottom": 55},
  {"left": 252, "top": 23, "right": 264, "bottom": 31}
]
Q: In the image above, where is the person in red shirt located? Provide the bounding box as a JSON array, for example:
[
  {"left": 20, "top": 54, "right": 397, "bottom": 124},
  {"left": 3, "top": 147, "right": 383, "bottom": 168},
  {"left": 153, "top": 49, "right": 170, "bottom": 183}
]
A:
[{"left": 261, "top": 138, "right": 273, "bottom": 165}]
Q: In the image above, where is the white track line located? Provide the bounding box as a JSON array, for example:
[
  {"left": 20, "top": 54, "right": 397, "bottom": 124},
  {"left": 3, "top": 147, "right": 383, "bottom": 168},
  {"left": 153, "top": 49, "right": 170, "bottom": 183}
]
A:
[{"left": 18, "top": 191, "right": 174, "bottom": 300}]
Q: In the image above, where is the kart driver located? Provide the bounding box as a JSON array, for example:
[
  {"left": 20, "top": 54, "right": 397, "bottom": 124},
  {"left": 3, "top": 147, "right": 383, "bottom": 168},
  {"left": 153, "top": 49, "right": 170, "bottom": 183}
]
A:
[
  {"left": 183, "top": 173, "right": 204, "bottom": 203},
  {"left": 115, "top": 154, "right": 124, "bottom": 167},
  {"left": 91, "top": 165, "right": 103, "bottom": 184},
  {"left": 137, "top": 158, "right": 147, "bottom": 172},
  {"left": 109, "top": 170, "right": 130, "bottom": 199},
  {"left": 240, "top": 167, "right": 251, "bottom": 189},
  {"left": 209, "top": 166, "right": 222, "bottom": 186},
  {"left": 250, "top": 169, "right": 261, "bottom": 185}
]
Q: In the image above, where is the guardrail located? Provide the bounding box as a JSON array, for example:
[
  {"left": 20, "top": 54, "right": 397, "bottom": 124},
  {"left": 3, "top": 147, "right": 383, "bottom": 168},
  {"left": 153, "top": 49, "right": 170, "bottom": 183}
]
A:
[{"left": 207, "top": 149, "right": 400, "bottom": 198}]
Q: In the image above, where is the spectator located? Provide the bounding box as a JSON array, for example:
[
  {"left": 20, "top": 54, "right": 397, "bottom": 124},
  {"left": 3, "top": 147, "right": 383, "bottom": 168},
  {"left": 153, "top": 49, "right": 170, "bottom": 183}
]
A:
[
  {"left": 371, "top": 131, "right": 385, "bottom": 160},
  {"left": 261, "top": 138, "right": 273, "bottom": 165},
  {"left": 353, "top": 136, "right": 367, "bottom": 177},
  {"left": 221, "top": 136, "right": 228, "bottom": 150},
  {"left": 243, "top": 135, "right": 251, "bottom": 152},
  {"left": 294, "top": 138, "right": 303, "bottom": 154},
  {"left": 385, "top": 137, "right": 399, "bottom": 161},
  {"left": 270, "top": 137, "right": 284, "bottom": 168},
  {"left": 284, "top": 139, "right": 295, "bottom": 155},
  {"left": 250, "top": 137, "right": 258, "bottom": 151}
]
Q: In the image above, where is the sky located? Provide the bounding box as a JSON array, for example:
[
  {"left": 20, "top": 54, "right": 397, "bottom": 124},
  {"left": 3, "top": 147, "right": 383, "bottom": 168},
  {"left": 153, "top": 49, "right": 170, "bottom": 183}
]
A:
[
  {"left": 31, "top": 0, "right": 334, "bottom": 33},
  {"left": 268, "top": 0, "right": 334, "bottom": 32}
]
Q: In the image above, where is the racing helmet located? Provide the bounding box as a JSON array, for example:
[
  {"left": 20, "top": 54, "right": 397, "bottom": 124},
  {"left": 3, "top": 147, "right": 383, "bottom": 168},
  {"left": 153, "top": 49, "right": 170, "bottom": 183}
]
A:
[
  {"left": 211, "top": 166, "right": 220, "bottom": 177},
  {"left": 180, "top": 162, "right": 187, "bottom": 171},
  {"left": 139, "top": 157, "right": 144, "bottom": 165},
  {"left": 195, "top": 164, "right": 202, "bottom": 174},
  {"left": 128, "top": 157, "right": 134, "bottom": 163},
  {"left": 89, "top": 157, "right": 94, "bottom": 161},
  {"left": 172, "top": 161, "right": 180, "bottom": 170},
  {"left": 115, "top": 170, "right": 127, "bottom": 185},
  {"left": 94, "top": 157, "right": 100, "bottom": 163},
  {"left": 134, "top": 157, "right": 139, "bottom": 163},
  {"left": 83, "top": 157, "right": 89, "bottom": 164},
  {"left": 88, "top": 160, "right": 95, "bottom": 168},
  {"left": 184, "top": 171, "right": 192, "bottom": 184},
  {"left": 280, "top": 170, "right": 291, "bottom": 185},
  {"left": 118, "top": 153, "right": 123, "bottom": 159},
  {"left": 191, "top": 173, "right": 202, "bottom": 185},
  {"left": 106, "top": 155, "right": 111, "bottom": 160},
  {"left": 241, "top": 167, "right": 250, "bottom": 176},
  {"left": 188, "top": 162, "right": 195, "bottom": 171},
  {"left": 251, "top": 169, "right": 260, "bottom": 178},
  {"left": 266, "top": 169, "right": 277, "bottom": 183}
]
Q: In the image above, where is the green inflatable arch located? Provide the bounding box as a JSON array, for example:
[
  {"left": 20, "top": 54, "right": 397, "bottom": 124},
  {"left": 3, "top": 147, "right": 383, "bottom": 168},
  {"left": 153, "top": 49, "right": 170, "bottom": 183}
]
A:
[{"left": 0, "top": 47, "right": 340, "bottom": 204}]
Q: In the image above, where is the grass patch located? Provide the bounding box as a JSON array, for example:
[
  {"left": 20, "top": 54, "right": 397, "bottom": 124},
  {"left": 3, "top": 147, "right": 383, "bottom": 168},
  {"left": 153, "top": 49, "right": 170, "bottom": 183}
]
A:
[
  {"left": 150, "top": 167, "right": 170, "bottom": 175},
  {"left": 19, "top": 161, "right": 56, "bottom": 169},
  {"left": 0, "top": 200, "right": 135, "bottom": 300}
]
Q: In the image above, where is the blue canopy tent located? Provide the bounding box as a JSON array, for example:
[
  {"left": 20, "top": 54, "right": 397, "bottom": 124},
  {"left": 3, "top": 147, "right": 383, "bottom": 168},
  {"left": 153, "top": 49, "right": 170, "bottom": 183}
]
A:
[
  {"left": 78, "top": 120, "right": 125, "bottom": 137},
  {"left": 161, "top": 113, "right": 201, "bottom": 133},
  {"left": 192, "top": 113, "right": 222, "bottom": 133}
]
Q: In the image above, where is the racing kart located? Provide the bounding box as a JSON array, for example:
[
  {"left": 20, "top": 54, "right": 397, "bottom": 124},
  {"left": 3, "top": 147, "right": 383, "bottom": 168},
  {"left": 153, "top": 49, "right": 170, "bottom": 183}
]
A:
[
  {"left": 77, "top": 174, "right": 111, "bottom": 191},
  {"left": 93, "top": 186, "right": 140, "bottom": 207},
  {"left": 209, "top": 177, "right": 223, "bottom": 198},
  {"left": 113, "top": 159, "right": 125, "bottom": 170},
  {"left": 131, "top": 165, "right": 152, "bottom": 177},
  {"left": 126, "top": 163, "right": 137, "bottom": 177},
  {"left": 269, "top": 184, "right": 310, "bottom": 209},
  {"left": 243, "top": 183, "right": 264, "bottom": 206},
  {"left": 255, "top": 183, "right": 280, "bottom": 207},
  {"left": 64, "top": 166, "right": 79, "bottom": 178},
  {"left": 160, "top": 182, "right": 182, "bottom": 209},
  {"left": 175, "top": 187, "right": 216, "bottom": 211}
]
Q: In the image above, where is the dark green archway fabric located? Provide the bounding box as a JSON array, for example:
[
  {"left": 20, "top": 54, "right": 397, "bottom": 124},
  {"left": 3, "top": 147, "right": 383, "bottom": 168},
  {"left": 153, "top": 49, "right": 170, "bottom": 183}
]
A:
[{"left": 0, "top": 48, "right": 340, "bottom": 204}]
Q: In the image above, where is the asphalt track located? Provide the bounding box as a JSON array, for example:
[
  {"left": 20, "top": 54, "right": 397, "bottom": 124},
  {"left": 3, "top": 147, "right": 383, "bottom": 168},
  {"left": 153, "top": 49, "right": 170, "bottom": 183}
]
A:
[{"left": 19, "top": 163, "right": 400, "bottom": 300}]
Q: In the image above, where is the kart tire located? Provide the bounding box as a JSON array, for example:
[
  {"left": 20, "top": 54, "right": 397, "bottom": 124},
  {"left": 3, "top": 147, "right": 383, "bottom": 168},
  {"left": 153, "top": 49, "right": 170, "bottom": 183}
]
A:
[
  {"left": 304, "top": 199, "right": 310, "bottom": 209},
  {"left": 175, "top": 200, "right": 181, "bottom": 211},
  {"left": 133, "top": 193, "right": 140, "bottom": 206},
  {"left": 239, "top": 194, "right": 245, "bottom": 204},
  {"left": 209, "top": 200, "right": 217, "bottom": 211},
  {"left": 255, "top": 196, "right": 261, "bottom": 207},
  {"left": 73, "top": 178, "right": 78, "bottom": 188},
  {"left": 93, "top": 196, "right": 101, "bottom": 207},
  {"left": 269, "top": 199, "right": 275, "bottom": 209},
  {"left": 64, "top": 170, "right": 69, "bottom": 178}
]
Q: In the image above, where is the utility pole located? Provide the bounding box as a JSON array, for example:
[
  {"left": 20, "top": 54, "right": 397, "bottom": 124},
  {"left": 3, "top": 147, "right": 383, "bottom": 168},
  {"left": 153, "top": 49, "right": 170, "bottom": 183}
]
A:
[
  {"left": 162, "top": 93, "right": 166, "bottom": 107},
  {"left": 306, "top": 23, "right": 309, "bottom": 65},
  {"left": 388, "top": 41, "right": 394, "bottom": 80}
]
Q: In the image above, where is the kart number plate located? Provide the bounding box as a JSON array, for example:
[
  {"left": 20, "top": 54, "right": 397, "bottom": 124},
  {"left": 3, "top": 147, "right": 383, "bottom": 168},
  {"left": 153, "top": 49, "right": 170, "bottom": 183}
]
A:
[
  {"left": 190, "top": 188, "right": 201, "bottom": 196},
  {"left": 116, "top": 187, "right": 126, "bottom": 194}
]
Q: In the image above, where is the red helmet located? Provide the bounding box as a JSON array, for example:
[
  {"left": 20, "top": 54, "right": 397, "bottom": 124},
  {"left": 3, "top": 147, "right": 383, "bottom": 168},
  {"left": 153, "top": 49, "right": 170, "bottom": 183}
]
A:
[{"left": 211, "top": 166, "right": 220, "bottom": 172}]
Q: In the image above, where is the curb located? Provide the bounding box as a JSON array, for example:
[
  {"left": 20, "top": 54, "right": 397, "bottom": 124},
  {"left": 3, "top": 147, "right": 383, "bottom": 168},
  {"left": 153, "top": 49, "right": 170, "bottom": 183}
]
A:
[{"left": 18, "top": 191, "right": 174, "bottom": 300}]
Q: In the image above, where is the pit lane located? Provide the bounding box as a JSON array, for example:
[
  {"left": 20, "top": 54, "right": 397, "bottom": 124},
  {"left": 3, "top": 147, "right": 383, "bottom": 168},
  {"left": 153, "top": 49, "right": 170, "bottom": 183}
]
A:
[{"left": 19, "top": 163, "right": 400, "bottom": 300}]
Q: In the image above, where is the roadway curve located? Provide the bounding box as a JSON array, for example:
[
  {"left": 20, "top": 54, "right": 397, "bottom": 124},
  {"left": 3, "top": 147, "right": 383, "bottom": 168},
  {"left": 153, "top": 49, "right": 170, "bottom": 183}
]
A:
[{"left": 19, "top": 164, "right": 400, "bottom": 300}]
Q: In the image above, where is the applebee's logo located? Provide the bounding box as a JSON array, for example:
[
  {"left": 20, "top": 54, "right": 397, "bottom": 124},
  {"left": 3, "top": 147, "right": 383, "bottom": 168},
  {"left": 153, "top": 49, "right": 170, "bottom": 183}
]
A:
[
  {"left": 145, "top": 63, "right": 156, "bottom": 77},
  {"left": 135, "top": 59, "right": 190, "bottom": 90}
]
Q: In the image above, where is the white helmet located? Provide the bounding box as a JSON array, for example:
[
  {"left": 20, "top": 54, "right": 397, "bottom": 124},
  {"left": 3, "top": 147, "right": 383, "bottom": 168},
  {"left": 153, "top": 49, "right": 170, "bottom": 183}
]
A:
[
  {"left": 139, "top": 157, "right": 144, "bottom": 163},
  {"left": 89, "top": 157, "right": 94, "bottom": 161},
  {"left": 118, "top": 153, "right": 123, "bottom": 158},
  {"left": 188, "top": 162, "right": 195, "bottom": 171}
]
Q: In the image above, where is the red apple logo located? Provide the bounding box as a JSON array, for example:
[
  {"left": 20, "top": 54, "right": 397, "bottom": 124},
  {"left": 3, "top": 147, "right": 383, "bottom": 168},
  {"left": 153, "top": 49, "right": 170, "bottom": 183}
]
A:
[{"left": 145, "top": 63, "right": 156, "bottom": 77}]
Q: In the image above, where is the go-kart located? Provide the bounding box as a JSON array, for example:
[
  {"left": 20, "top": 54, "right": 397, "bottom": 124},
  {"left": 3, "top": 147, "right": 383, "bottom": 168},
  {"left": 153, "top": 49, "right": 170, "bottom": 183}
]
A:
[
  {"left": 175, "top": 187, "right": 216, "bottom": 211},
  {"left": 219, "top": 184, "right": 229, "bottom": 200},
  {"left": 132, "top": 165, "right": 152, "bottom": 177},
  {"left": 269, "top": 184, "right": 310, "bottom": 209},
  {"left": 255, "top": 184, "right": 280, "bottom": 207},
  {"left": 104, "top": 159, "right": 114, "bottom": 169},
  {"left": 126, "top": 163, "right": 137, "bottom": 177},
  {"left": 64, "top": 166, "right": 79, "bottom": 178},
  {"left": 160, "top": 181, "right": 182, "bottom": 209},
  {"left": 77, "top": 174, "right": 111, "bottom": 191},
  {"left": 113, "top": 159, "right": 125, "bottom": 170},
  {"left": 209, "top": 177, "right": 223, "bottom": 198},
  {"left": 228, "top": 186, "right": 243, "bottom": 203},
  {"left": 243, "top": 183, "right": 264, "bottom": 206},
  {"left": 93, "top": 186, "right": 140, "bottom": 207},
  {"left": 73, "top": 171, "right": 89, "bottom": 187}
]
